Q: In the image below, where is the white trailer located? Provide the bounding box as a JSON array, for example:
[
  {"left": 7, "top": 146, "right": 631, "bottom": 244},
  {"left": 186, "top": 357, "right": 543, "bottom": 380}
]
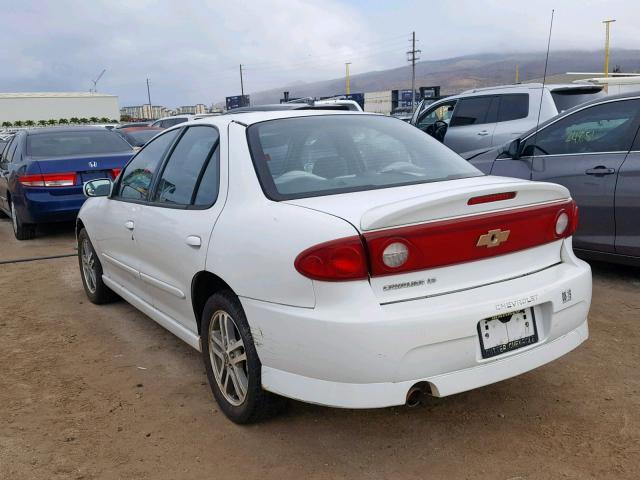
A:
[
  {"left": 364, "top": 90, "right": 396, "bottom": 115},
  {"left": 0, "top": 92, "right": 120, "bottom": 123}
]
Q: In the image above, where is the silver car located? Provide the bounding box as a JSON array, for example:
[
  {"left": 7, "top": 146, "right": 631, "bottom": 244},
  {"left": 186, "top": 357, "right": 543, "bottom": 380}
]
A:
[{"left": 411, "top": 83, "right": 604, "bottom": 154}]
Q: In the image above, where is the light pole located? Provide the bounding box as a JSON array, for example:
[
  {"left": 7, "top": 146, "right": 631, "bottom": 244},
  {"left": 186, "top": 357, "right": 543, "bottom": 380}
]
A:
[
  {"left": 603, "top": 19, "right": 616, "bottom": 77},
  {"left": 345, "top": 62, "right": 352, "bottom": 95}
]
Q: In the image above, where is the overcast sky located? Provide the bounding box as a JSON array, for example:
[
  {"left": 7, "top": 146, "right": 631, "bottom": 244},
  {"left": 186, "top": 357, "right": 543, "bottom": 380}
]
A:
[{"left": 2, "top": 0, "right": 638, "bottom": 107}]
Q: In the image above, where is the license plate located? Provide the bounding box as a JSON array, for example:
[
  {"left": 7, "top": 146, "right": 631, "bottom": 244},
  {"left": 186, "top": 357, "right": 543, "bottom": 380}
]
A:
[{"left": 478, "top": 308, "right": 538, "bottom": 359}]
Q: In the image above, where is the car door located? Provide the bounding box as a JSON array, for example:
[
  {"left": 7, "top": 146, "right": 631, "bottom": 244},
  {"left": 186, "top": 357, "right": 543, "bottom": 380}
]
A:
[
  {"left": 521, "top": 98, "right": 640, "bottom": 253},
  {"left": 445, "top": 95, "right": 498, "bottom": 153},
  {"left": 134, "top": 125, "right": 224, "bottom": 332},
  {"left": 614, "top": 122, "right": 640, "bottom": 257},
  {"left": 491, "top": 93, "right": 531, "bottom": 147},
  {"left": 413, "top": 99, "right": 457, "bottom": 132},
  {"left": 98, "top": 128, "right": 181, "bottom": 301}
]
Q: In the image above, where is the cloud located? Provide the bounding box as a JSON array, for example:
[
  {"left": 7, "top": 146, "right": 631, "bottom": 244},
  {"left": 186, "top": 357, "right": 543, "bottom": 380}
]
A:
[{"left": 1, "top": 0, "right": 638, "bottom": 107}]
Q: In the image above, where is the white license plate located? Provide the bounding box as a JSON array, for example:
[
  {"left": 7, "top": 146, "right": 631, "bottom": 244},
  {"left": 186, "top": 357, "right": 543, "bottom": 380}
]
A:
[{"left": 478, "top": 308, "right": 538, "bottom": 359}]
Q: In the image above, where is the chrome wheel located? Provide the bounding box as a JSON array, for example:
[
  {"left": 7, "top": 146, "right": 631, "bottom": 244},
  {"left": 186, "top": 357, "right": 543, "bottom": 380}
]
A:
[
  {"left": 208, "top": 310, "right": 248, "bottom": 406},
  {"left": 80, "top": 238, "right": 97, "bottom": 294}
]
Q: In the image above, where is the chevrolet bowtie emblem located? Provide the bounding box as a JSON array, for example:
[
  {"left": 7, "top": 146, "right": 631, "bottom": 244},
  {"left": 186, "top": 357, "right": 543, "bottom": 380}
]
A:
[{"left": 476, "top": 229, "right": 510, "bottom": 248}]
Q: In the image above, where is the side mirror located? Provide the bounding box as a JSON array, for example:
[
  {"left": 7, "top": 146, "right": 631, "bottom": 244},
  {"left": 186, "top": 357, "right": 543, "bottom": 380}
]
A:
[
  {"left": 505, "top": 138, "right": 521, "bottom": 159},
  {"left": 83, "top": 178, "right": 113, "bottom": 198}
]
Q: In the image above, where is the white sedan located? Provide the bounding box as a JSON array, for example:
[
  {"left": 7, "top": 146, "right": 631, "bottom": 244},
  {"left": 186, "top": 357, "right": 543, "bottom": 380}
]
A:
[{"left": 77, "top": 110, "right": 591, "bottom": 424}]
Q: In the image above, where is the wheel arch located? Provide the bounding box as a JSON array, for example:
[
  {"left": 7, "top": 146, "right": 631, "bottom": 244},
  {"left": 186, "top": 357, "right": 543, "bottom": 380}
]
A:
[{"left": 191, "top": 270, "right": 235, "bottom": 334}]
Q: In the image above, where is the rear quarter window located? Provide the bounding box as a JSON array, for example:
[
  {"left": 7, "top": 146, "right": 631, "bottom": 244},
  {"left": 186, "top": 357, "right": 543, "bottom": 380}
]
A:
[{"left": 551, "top": 89, "right": 605, "bottom": 113}]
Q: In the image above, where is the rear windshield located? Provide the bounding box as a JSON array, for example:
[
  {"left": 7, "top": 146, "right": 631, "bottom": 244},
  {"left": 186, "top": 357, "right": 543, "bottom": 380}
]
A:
[
  {"left": 247, "top": 115, "right": 483, "bottom": 200},
  {"left": 122, "top": 129, "right": 161, "bottom": 147},
  {"left": 551, "top": 89, "right": 605, "bottom": 113},
  {"left": 27, "top": 130, "right": 132, "bottom": 157}
]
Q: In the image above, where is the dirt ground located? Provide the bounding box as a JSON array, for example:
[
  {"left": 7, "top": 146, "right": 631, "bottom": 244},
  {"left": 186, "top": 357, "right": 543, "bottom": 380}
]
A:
[{"left": 0, "top": 217, "right": 639, "bottom": 480}]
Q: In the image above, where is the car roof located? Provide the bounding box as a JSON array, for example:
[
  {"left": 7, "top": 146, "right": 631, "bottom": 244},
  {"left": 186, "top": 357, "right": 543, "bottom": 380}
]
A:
[
  {"left": 24, "top": 126, "right": 114, "bottom": 135},
  {"left": 175, "top": 109, "right": 374, "bottom": 129}
]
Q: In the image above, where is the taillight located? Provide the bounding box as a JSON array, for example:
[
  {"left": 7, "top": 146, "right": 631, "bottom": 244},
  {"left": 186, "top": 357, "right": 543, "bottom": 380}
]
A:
[
  {"left": 19, "top": 173, "right": 77, "bottom": 187},
  {"left": 111, "top": 168, "right": 122, "bottom": 179},
  {"left": 294, "top": 236, "right": 368, "bottom": 281}
]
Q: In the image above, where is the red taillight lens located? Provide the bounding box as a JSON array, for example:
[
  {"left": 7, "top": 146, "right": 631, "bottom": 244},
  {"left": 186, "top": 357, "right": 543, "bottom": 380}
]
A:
[
  {"left": 295, "top": 236, "right": 368, "bottom": 281},
  {"left": 111, "top": 168, "right": 122, "bottom": 179},
  {"left": 19, "top": 173, "right": 77, "bottom": 187},
  {"left": 468, "top": 191, "right": 516, "bottom": 205}
]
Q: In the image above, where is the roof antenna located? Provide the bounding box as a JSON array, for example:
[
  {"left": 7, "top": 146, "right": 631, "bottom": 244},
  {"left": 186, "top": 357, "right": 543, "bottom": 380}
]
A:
[{"left": 531, "top": 9, "right": 554, "bottom": 164}]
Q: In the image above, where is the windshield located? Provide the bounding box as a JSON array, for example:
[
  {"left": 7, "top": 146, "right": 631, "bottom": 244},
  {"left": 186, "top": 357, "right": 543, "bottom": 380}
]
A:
[
  {"left": 551, "top": 89, "right": 605, "bottom": 113},
  {"left": 27, "top": 130, "right": 132, "bottom": 157},
  {"left": 247, "top": 115, "right": 483, "bottom": 200}
]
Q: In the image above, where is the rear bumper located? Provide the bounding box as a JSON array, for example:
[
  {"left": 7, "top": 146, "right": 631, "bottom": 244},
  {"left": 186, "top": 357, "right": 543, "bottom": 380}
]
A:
[
  {"left": 20, "top": 188, "right": 85, "bottom": 223},
  {"left": 241, "top": 241, "right": 591, "bottom": 408}
]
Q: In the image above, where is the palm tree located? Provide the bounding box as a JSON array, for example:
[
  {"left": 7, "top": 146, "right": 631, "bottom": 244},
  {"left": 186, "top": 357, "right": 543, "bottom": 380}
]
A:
[
  {"left": 38, "top": 120, "right": 47, "bottom": 126},
  {"left": 70, "top": 117, "right": 79, "bottom": 124},
  {"left": 59, "top": 118, "right": 69, "bottom": 124},
  {"left": 48, "top": 119, "right": 57, "bottom": 125},
  {"left": 99, "top": 117, "right": 110, "bottom": 123},
  {"left": 110, "top": 119, "right": 119, "bottom": 123},
  {"left": 1, "top": 121, "right": 12, "bottom": 128},
  {"left": 79, "top": 118, "right": 89, "bottom": 124},
  {"left": 25, "top": 120, "right": 35, "bottom": 127},
  {"left": 89, "top": 116, "right": 99, "bottom": 123},
  {"left": 14, "top": 120, "right": 24, "bottom": 127}
]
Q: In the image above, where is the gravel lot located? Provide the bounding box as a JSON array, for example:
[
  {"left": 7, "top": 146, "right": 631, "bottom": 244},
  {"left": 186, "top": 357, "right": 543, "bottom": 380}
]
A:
[{"left": 1, "top": 216, "right": 639, "bottom": 480}]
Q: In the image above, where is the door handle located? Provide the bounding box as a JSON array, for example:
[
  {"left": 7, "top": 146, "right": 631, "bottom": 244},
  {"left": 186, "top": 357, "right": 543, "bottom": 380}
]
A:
[
  {"left": 585, "top": 166, "right": 615, "bottom": 176},
  {"left": 186, "top": 235, "right": 201, "bottom": 247},
  {"left": 477, "top": 130, "right": 490, "bottom": 136},
  {"left": 124, "top": 220, "right": 135, "bottom": 230}
]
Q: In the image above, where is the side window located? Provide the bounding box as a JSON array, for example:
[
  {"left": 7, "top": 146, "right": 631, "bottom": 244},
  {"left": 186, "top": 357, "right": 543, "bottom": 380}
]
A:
[
  {"left": 193, "top": 144, "right": 220, "bottom": 206},
  {"left": 7, "top": 137, "right": 20, "bottom": 163},
  {"left": 497, "top": 94, "right": 529, "bottom": 122},
  {"left": 416, "top": 101, "right": 457, "bottom": 130},
  {"left": 153, "top": 126, "right": 219, "bottom": 205},
  {"left": 116, "top": 129, "right": 180, "bottom": 201},
  {"left": 522, "top": 99, "right": 640, "bottom": 156},
  {"left": 450, "top": 96, "right": 495, "bottom": 127}
]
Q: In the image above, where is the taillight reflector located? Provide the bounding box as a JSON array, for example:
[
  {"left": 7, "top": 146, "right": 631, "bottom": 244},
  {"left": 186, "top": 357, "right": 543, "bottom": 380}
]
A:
[
  {"left": 294, "top": 236, "right": 368, "bottom": 281},
  {"left": 468, "top": 191, "right": 516, "bottom": 205},
  {"left": 19, "top": 172, "right": 77, "bottom": 187},
  {"left": 111, "top": 168, "right": 122, "bottom": 179}
]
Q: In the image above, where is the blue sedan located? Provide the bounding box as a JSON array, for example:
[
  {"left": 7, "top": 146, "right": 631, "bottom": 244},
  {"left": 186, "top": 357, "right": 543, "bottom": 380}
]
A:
[{"left": 0, "top": 127, "right": 134, "bottom": 240}]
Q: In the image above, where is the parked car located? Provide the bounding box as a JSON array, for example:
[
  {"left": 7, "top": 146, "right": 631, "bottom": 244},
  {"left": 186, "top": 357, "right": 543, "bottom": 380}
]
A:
[
  {"left": 226, "top": 99, "right": 362, "bottom": 114},
  {"left": 76, "top": 111, "right": 591, "bottom": 424},
  {"left": 115, "top": 122, "right": 152, "bottom": 129},
  {"left": 117, "top": 127, "right": 163, "bottom": 149},
  {"left": 463, "top": 92, "right": 640, "bottom": 266},
  {"left": 411, "top": 83, "right": 605, "bottom": 154},
  {"left": 0, "top": 127, "right": 134, "bottom": 240},
  {"left": 150, "top": 114, "right": 216, "bottom": 129}
]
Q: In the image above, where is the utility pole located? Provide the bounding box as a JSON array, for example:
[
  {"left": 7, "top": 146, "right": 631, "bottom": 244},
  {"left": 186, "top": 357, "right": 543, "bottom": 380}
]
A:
[
  {"left": 345, "top": 62, "right": 352, "bottom": 95},
  {"left": 407, "top": 31, "right": 421, "bottom": 112},
  {"left": 603, "top": 19, "right": 616, "bottom": 77},
  {"left": 239, "top": 64, "right": 245, "bottom": 96},
  {"left": 146, "top": 78, "right": 152, "bottom": 119},
  {"left": 515, "top": 64, "right": 520, "bottom": 83}
]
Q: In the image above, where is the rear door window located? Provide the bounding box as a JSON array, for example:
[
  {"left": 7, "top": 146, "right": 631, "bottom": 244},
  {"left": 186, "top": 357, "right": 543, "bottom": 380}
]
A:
[
  {"left": 152, "top": 126, "right": 219, "bottom": 206},
  {"left": 116, "top": 129, "right": 180, "bottom": 201},
  {"left": 450, "top": 96, "right": 495, "bottom": 126},
  {"left": 497, "top": 94, "right": 529, "bottom": 122}
]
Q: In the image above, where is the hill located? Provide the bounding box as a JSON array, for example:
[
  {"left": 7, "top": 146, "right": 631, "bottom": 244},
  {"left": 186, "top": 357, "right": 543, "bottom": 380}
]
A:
[{"left": 244, "top": 49, "right": 640, "bottom": 105}]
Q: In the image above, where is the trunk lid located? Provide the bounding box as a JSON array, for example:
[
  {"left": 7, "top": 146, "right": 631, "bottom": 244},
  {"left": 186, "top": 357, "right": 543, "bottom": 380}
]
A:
[{"left": 286, "top": 176, "right": 572, "bottom": 303}]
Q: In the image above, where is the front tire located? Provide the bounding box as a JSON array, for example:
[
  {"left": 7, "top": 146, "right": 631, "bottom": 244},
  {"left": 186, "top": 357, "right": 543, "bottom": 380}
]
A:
[
  {"left": 10, "top": 200, "right": 36, "bottom": 241},
  {"left": 201, "top": 290, "right": 286, "bottom": 424},
  {"left": 77, "top": 228, "right": 118, "bottom": 304}
]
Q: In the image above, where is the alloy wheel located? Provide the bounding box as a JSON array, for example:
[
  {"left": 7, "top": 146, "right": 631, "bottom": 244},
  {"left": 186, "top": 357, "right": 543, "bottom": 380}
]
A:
[
  {"left": 80, "top": 238, "right": 97, "bottom": 294},
  {"left": 208, "top": 310, "right": 249, "bottom": 406}
]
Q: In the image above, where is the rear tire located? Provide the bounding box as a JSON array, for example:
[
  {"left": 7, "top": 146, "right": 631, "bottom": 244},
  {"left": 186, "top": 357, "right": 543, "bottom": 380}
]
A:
[
  {"left": 10, "top": 200, "right": 36, "bottom": 241},
  {"left": 201, "top": 290, "right": 287, "bottom": 424},
  {"left": 78, "top": 228, "right": 118, "bottom": 304}
]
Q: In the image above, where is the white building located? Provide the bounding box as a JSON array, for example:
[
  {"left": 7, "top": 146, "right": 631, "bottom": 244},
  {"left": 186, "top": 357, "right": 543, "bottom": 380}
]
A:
[{"left": 0, "top": 92, "right": 120, "bottom": 123}]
